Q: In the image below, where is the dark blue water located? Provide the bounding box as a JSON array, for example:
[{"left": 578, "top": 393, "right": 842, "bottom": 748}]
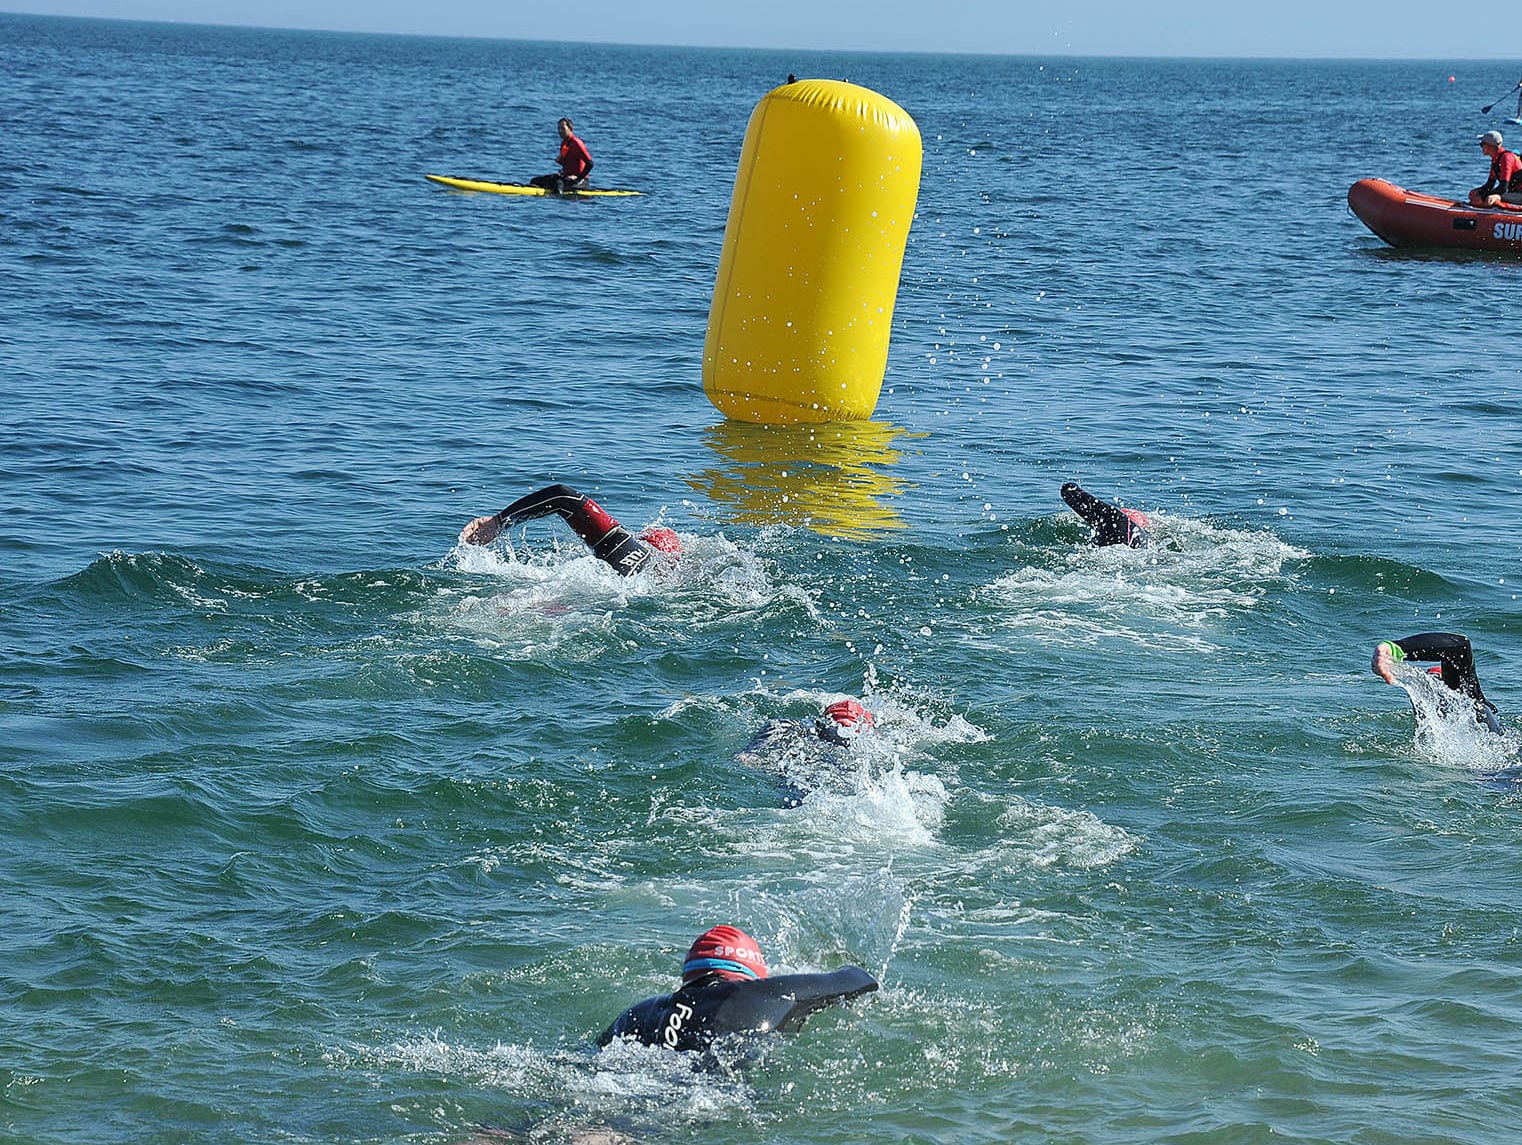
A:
[{"left": 5, "top": 14, "right": 1522, "bottom": 1144}]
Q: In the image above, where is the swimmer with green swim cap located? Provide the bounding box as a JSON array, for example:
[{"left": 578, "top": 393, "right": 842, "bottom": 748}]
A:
[{"left": 1372, "top": 632, "right": 1502, "bottom": 734}]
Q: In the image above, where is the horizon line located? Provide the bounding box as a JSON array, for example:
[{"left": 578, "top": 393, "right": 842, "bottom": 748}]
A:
[{"left": 3, "top": 8, "right": 1520, "bottom": 63}]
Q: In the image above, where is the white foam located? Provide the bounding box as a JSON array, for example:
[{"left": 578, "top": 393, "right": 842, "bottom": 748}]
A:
[
  {"left": 985, "top": 514, "right": 1306, "bottom": 651},
  {"left": 336, "top": 1031, "right": 754, "bottom": 1132},
  {"left": 442, "top": 533, "right": 805, "bottom": 653},
  {"left": 786, "top": 761, "right": 948, "bottom": 848},
  {"left": 993, "top": 795, "right": 1140, "bottom": 870},
  {"left": 1390, "top": 666, "right": 1520, "bottom": 772}
]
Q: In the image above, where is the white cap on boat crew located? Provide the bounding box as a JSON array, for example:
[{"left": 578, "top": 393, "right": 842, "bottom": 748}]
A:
[{"left": 1479, "top": 130, "right": 1504, "bottom": 146}]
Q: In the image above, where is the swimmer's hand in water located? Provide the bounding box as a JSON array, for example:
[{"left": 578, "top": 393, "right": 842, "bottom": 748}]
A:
[
  {"left": 460, "top": 514, "right": 503, "bottom": 547},
  {"left": 1372, "top": 641, "right": 1404, "bottom": 685}
]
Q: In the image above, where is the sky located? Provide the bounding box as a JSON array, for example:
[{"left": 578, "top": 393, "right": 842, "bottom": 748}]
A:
[{"left": 3, "top": 0, "right": 1521, "bottom": 59}]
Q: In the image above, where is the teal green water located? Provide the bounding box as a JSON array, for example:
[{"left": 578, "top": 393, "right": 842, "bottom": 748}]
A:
[{"left": 5, "top": 13, "right": 1522, "bottom": 1144}]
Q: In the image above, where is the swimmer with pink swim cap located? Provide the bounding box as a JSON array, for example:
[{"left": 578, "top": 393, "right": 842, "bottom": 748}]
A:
[
  {"left": 598, "top": 924, "right": 876, "bottom": 1052},
  {"left": 1060, "top": 481, "right": 1150, "bottom": 547},
  {"left": 460, "top": 484, "right": 681, "bottom": 575},
  {"left": 737, "top": 698, "right": 877, "bottom": 807},
  {"left": 814, "top": 698, "right": 874, "bottom": 745}
]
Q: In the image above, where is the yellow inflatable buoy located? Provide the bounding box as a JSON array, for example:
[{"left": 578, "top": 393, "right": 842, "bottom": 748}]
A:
[{"left": 702, "top": 79, "right": 922, "bottom": 424}]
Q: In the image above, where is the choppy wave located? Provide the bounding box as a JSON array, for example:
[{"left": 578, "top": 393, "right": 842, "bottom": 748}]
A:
[{"left": 333, "top": 1035, "right": 755, "bottom": 1142}]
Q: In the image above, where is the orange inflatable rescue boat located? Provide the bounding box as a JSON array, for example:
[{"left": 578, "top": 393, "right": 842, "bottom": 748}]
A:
[{"left": 1348, "top": 178, "right": 1522, "bottom": 252}]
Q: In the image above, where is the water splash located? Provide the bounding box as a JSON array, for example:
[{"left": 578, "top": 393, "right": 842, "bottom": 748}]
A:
[
  {"left": 445, "top": 532, "right": 814, "bottom": 655},
  {"left": 1387, "top": 664, "right": 1519, "bottom": 772},
  {"left": 985, "top": 514, "right": 1308, "bottom": 651},
  {"left": 336, "top": 1033, "right": 755, "bottom": 1141}
]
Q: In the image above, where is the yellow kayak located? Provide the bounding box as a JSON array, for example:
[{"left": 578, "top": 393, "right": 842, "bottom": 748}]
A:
[{"left": 424, "top": 174, "right": 642, "bottom": 198}]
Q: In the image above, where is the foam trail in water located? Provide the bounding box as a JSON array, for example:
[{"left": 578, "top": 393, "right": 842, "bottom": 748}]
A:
[
  {"left": 337, "top": 1033, "right": 754, "bottom": 1141},
  {"left": 986, "top": 514, "right": 1308, "bottom": 651},
  {"left": 446, "top": 532, "right": 812, "bottom": 645}
]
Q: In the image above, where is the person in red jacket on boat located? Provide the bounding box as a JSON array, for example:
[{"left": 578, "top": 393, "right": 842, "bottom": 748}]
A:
[
  {"left": 530, "top": 117, "right": 593, "bottom": 193},
  {"left": 1469, "top": 130, "right": 1522, "bottom": 208}
]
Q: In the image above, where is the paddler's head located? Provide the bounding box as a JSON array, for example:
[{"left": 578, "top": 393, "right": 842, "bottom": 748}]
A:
[{"left": 558, "top": 118, "right": 574, "bottom": 140}]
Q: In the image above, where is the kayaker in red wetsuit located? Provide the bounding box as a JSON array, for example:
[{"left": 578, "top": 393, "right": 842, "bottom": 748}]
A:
[
  {"left": 530, "top": 118, "right": 593, "bottom": 193},
  {"left": 1469, "top": 130, "right": 1522, "bottom": 208}
]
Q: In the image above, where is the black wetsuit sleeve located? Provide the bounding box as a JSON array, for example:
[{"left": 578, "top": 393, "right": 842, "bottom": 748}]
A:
[
  {"left": 492, "top": 484, "right": 654, "bottom": 576},
  {"left": 494, "top": 484, "right": 588, "bottom": 526},
  {"left": 711, "top": 968, "right": 879, "bottom": 1035},
  {"left": 1060, "top": 482, "right": 1138, "bottom": 547},
  {"left": 598, "top": 968, "right": 878, "bottom": 1052},
  {"left": 739, "top": 719, "right": 807, "bottom": 756},
  {"left": 1392, "top": 632, "right": 1500, "bottom": 730},
  {"left": 1392, "top": 633, "right": 1485, "bottom": 702},
  {"left": 597, "top": 1005, "right": 637, "bottom": 1048}
]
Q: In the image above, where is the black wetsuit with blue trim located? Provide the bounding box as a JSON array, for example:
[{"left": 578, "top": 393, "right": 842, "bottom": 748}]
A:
[{"left": 597, "top": 967, "right": 878, "bottom": 1052}]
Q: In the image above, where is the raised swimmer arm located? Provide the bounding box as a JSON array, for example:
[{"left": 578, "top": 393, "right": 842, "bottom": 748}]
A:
[
  {"left": 460, "top": 483, "right": 671, "bottom": 576},
  {"left": 1060, "top": 482, "right": 1150, "bottom": 547},
  {"left": 597, "top": 967, "right": 879, "bottom": 1051},
  {"left": 711, "top": 966, "right": 878, "bottom": 1035},
  {"left": 1372, "top": 631, "right": 1501, "bottom": 733}
]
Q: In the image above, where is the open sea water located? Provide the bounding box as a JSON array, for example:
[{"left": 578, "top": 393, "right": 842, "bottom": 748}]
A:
[{"left": 4, "top": 13, "right": 1522, "bottom": 1144}]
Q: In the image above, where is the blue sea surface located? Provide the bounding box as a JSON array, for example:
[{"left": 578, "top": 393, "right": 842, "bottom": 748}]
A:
[{"left": 4, "top": 13, "right": 1522, "bottom": 1144}]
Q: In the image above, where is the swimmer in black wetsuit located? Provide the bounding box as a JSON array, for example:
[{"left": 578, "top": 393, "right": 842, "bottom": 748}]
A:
[
  {"left": 737, "top": 699, "right": 876, "bottom": 807},
  {"left": 598, "top": 925, "right": 877, "bottom": 1053},
  {"left": 743, "top": 699, "right": 875, "bottom": 754},
  {"left": 1372, "top": 632, "right": 1503, "bottom": 734},
  {"left": 460, "top": 484, "right": 681, "bottom": 576},
  {"left": 1060, "top": 482, "right": 1150, "bottom": 547}
]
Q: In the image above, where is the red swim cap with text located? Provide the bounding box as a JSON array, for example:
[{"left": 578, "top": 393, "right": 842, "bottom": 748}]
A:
[{"left": 681, "top": 925, "right": 767, "bottom": 984}]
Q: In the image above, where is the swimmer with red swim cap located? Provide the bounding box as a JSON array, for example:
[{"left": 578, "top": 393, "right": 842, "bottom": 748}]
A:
[
  {"left": 597, "top": 925, "right": 876, "bottom": 1052},
  {"left": 460, "top": 484, "right": 680, "bottom": 575},
  {"left": 1060, "top": 482, "right": 1150, "bottom": 547},
  {"left": 737, "top": 698, "right": 876, "bottom": 806},
  {"left": 815, "top": 698, "right": 874, "bottom": 745}
]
